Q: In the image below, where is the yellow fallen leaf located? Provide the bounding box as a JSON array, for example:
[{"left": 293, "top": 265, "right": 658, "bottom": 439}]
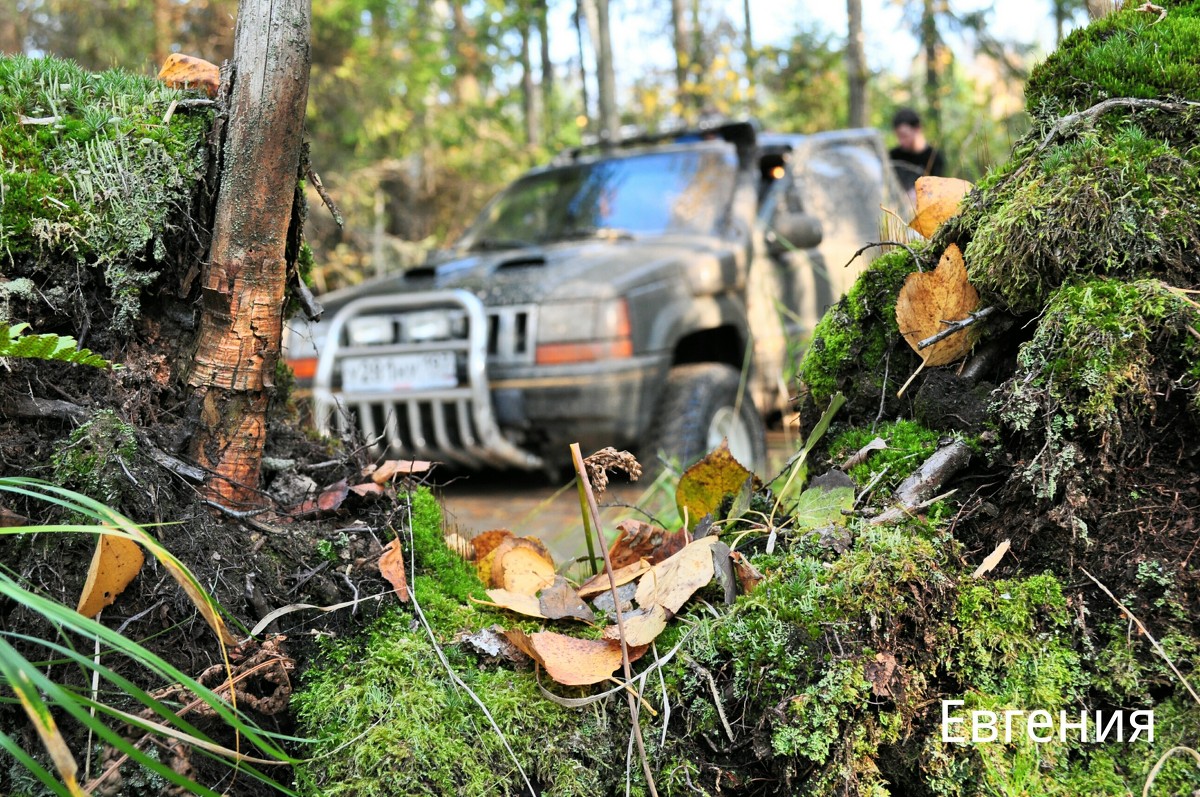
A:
[
  {"left": 895, "top": 244, "right": 981, "bottom": 367},
  {"left": 577, "top": 558, "right": 652, "bottom": 599},
  {"left": 634, "top": 536, "right": 720, "bottom": 613},
  {"left": 491, "top": 537, "right": 556, "bottom": 595},
  {"left": 156, "top": 53, "right": 220, "bottom": 98},
  {"left": 908, "top": 176, "right": 973, "bottom": 238},
  {"left": 503, "top": 629, "right": 647, "bottom": 686},
  {"left": 477, "top": 589, "right": 546, "bottom": 619},
  {"left": 601, "top": 605, "right": 669, "bottom": 646},
  {"left": 676, "top": 443, "right": 756, "bottom": 530},
  {"left": 77, "top": 532, "right": 145, "bottom": 618}
]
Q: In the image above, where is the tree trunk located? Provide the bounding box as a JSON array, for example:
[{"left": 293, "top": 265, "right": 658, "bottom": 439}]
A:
[
  {"left": 0, "top": 0, "right": 25, "bottom": 53},
  {"left": 1053, "top": 0, "right": 1067, "bottom": 44},
  {"left": 519, "top": 10, "right": 539, "bottom": 148},
  {"left": 152, "top": 0, "right": 174, "bottom": 69},
  {"left": 537, "top": 0, "right": 553, "bottom": 140},
  {"left": 575, "top": 0, "right": 591, "bottom": 126},
  {"left": 921, "top": 0, "right": 941, "bottom": 135},
  {"left": 846, "top": 0, "right": 868, "bottom": 127},
  {"left": 670, "top": 0, "right": 689, "bottom": 113},
  {"left": 451, "top": 1, "right": 481, "bottom": 105},
  {"left": 595, "top": 0, "right": 618, "bottom": 141},
  {"left": 186, "top": 0, "right": 311, "bottom": 508},
  {"left": 741, "top": 0, "right": 754, "bottom": 105}
]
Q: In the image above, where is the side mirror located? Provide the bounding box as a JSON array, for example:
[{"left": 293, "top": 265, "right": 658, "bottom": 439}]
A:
[{"left": 768, "top": 211, "right": 823, "bottom": 253}]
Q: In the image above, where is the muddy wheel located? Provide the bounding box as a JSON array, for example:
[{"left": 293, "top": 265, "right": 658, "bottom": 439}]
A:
[{"left": 645, "top": 363, "right": 767, "bottom": 474}]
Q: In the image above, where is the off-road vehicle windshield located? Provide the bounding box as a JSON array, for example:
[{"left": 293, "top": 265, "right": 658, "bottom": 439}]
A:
[{"left": 461, "top": 144, "right": 739, "bottom": 250}]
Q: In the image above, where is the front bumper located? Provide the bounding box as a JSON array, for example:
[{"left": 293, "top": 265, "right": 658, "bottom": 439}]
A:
[{"left": 313, "top": 290, "right": 545, "bottom": 470}]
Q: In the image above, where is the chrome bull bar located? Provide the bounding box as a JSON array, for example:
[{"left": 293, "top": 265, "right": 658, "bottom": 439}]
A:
[{"left": 312, "top": 290, "right": 544, "bottom": 470}]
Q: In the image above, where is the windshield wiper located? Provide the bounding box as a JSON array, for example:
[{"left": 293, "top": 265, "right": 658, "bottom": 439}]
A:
[
  {"left": 541, "top": 226, "right": 635, "bottom": 243},
  {"left": 469, "top": 237, "right": 539, "bottom": 251}
]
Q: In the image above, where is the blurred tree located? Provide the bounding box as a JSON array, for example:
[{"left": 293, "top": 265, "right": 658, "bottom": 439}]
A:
[
  {"left": 1051, "top": 0, "right": 1087, "bottom": 43},
  {"left": 846, "top": 0, "right": 868, "bottom": 127},
  {"left": 758, "top": 27, "right": 847, "bottom": 132}
]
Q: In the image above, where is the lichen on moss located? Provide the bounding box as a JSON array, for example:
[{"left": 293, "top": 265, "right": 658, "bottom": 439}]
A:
[
  {"left": 0, "top": 54, "right": 212, "bottom": 333},
  {"left": 997, "top": 278, "right": 1200, "bottom": 498},
  {"left": 827, "top": 419, "right": 945, "bottom": 493},
  {"left": 50, "top": 409, "right": 138, "bottom": 506},
  {"left": 962, "top": 123, "right": 1200, "bottom": 315}
]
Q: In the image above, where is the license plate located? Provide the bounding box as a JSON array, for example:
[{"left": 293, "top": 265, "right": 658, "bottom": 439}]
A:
[{"left": 341, "top": 352, "right": 457, "bottom": 393}]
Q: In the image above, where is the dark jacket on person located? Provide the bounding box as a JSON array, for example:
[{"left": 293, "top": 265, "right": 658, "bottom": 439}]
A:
[{"left": 889, "top": 144, "right": 945, "bottom": 192}]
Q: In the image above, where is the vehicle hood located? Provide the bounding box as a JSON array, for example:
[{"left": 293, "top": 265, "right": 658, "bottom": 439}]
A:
[{"left": 314, "top": 235, "right": 739, "bottom": 316}]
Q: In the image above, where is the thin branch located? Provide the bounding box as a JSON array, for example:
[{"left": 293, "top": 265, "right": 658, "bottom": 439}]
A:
[
  {"left": 917, "top": 306, "right": 997, "bottom": 350},
  {"left": 1036, "top": 98, "right": 1200, "bottom": 153},
  {"left": 841, "top": 240, "right": 924, "bottom": 271},
  {"left": 307, "top": 167, "right": 344, "bottom": 227},
  {"left": 571, "top": 443, "right": 659, "bottom": 797},
  {"left": 1080, "top": 568, "right": 1200, "bottom": 708}
]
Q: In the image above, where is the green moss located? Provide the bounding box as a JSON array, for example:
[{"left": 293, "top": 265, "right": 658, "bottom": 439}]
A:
[
  {"left": 0, "top": 54, "right": 212, "bottom": 332},
  {"left": 1025, "top": 2, "right": 1200, "bottom": 120},
  {"left": 997, "top": 278, "right": 1200, "bottom": 498},
  {"left": 799, "top": 247, "right": 921, "bottom": 407},
  {"left": 50, "top": 409, "right": 138, "bottom": 506},
  {"left": 964, "top": 124, "right": 1200, "bottom": 315},
  {"left": 827, "top": 419, "right": 945, "bottom": 493},
  {"left": 295, "top": 488, "right": 624, "bottom": 796}
]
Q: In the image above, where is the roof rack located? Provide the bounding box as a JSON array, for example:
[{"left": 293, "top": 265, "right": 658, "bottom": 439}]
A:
[{"left": 557, "top": 118, "right": 760, "bottom": 167}]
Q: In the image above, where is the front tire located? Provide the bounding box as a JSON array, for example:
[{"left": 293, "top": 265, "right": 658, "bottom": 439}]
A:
[{"left": 645, "top": 363, "right": 768, "bottom": 473}]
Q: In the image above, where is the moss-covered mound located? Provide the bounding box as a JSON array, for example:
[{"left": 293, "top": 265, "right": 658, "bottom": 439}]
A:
[
  {"left": 1025, "top": 0, "right": 1200, "bottom": 118},
  {"left": 0, "top": 54, "right": 212, "bottom": 336}
]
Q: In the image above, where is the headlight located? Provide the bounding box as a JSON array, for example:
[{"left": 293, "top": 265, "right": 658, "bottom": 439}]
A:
[
  {"left": 535, "top": 298, "right": 633, "bottom": 364},
  {"left": 399, "top": 309, "right": 463, "bottom": 343},
  {"left": 346, "top": 315, "right": 395, "bottom": 346}
]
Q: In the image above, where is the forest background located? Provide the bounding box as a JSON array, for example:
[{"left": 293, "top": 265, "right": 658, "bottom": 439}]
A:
[{"left": 0, "top": 0, "right": 1090, "bottom": 292}]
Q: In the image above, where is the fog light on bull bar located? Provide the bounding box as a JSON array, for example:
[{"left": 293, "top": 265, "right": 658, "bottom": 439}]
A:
[{"left": 346, "top": 316, "right": 395, "bottom": 346}]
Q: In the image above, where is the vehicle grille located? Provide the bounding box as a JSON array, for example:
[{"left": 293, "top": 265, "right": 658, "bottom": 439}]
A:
[
  {"left": 332, "top": 395, "right": 489, "bottom": 467},
  {"left": 338, "top": 306, "right": 534, "bottom": 365}
]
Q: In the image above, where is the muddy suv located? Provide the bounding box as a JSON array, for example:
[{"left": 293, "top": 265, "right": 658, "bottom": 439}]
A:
[{"left": 284, "top": 121, "right": 908, "bottom": 473}]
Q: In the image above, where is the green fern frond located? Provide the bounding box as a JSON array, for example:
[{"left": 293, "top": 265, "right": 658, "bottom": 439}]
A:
[{"left": 0, "top": 322, "right": 110, "bottom": 368}]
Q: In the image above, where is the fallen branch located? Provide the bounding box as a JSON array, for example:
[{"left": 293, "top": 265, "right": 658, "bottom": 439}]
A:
[
  {"left": 917, "top": 306, "right": 997, "bottom": 350},
  {"left": 1036, "top": 98, "right": 1200, "bottom": 154},
  {"left": 870, "top": 440, "right": 973, "bottom": 525}
]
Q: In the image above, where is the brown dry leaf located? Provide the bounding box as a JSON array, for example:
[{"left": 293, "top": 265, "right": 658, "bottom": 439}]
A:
[
  {"left": 676, "top": 442, "right": 758, "bottom": 530},
  {"left": 156, "top": 53, "right": 220, "bottom": 97},
  {"left": 293, "top": 479, "right": 350, "bottom": 516},
  {"left": 503, "top": 629, "right": 647, "bottom": 686},
  {"left": 711, "top": 540, "right": 736, "bottom": 605},
  {"left": 348, "top": 482, "right": 383, "bottom": 497},
  {"left": 865, "top": 652, "right": 899, "bottom": 698},
  {"left": 78, "top": 533, "right": 145, "bottom": 618},
  {"left": 908, "top": 176, "right": 973, "bottom": 238},
  {"left": 378, "top": 539, "right": 410, "bottom": 603},
  {"left": 371, "top": 459, "right": 433, "bottom": 484},
  {"left": 491, "top": 537, "right": 556, "bottom": 595},
  {"left": 473, "top": 530, "right": 515, "bottom": 581},
  {"left": 634, "top": 536, "right": 720, "bottom": 613},
  {"left": 477, "top": 589, "right": 546, "bottom": 619},
  {"left": 472, "top": 529, "right": 514, "bottom": 560},
  {"left": 895, "top": 244, "right": 981, "bottom": 366},
  {"left": 577, "top": 559, "right": 652, "bottom": 599},
  {"left": 0, "top": 503, "right": 28, "bottom": 528},
  {"left": 730, "top": 550, "right": 764, "bottom": 593},
  {"left": 971, "top": 539, "right": 1011, "bottom": 579},
  {"left": 601, "top": 604, "right": 669, "bottom": 646},
  {"left": 841, "top": 437, "right": 888, "bottom": 470},
  {"left": 608, "top": 519, "right": 690, "bottom": 568},
  {"left": 538, "top": 576, "right": 595, "bottom": 622}
]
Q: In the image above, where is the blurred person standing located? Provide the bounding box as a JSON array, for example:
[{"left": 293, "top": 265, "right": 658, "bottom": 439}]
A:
[{"left": 889, "top": 107, "right": 945, "bottom": 202}]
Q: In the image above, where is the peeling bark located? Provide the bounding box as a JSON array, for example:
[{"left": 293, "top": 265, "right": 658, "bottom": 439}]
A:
[{"left": 187, "top": 0, "right": 311, "bottom": 508}]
